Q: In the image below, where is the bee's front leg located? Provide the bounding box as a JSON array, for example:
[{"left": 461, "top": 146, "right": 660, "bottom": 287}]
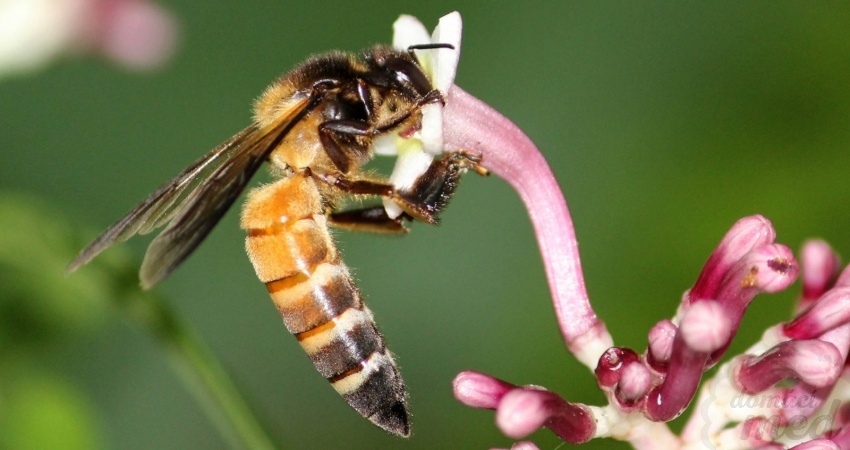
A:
[{"left": 391, "top": 150, "right": 487, "bottom": 224}]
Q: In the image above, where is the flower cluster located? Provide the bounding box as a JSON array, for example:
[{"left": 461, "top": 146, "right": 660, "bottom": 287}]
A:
[
  {"left": 450, "top": 215, "right": 850, "bottom": 449},
  {"left": 399, "top": 12, "right": 850, "bottom": 450}
]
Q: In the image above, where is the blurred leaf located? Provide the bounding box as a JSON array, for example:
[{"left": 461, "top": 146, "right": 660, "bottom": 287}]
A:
[
  {"left": 0, "top": 192, "right": 278, "bottom": 449},
  {"left": 0, "top": 368, "right": 105, "bottom": 450},
  {"left": 0, "top": 192, "right": 137, "bottom": 349}
]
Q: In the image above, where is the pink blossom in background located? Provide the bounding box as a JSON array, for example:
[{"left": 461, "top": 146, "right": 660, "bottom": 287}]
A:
[{"left": 87, "top": 0, "right": 177, "bottom": 69}]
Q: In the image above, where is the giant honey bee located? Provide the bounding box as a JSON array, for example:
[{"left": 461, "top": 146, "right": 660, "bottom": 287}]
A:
[{"left": 68, "top": 43, "right": 485, "bottom": 437}]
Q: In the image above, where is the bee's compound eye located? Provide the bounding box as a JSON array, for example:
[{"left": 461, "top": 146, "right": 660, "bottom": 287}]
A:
[{"left": 383, "top": 57, "right": 431, "bottom": 97}]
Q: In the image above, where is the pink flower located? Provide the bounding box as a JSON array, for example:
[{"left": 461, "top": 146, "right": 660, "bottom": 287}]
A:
[{"left": 396, "top": 11, "right": 850, "bottom": 449}]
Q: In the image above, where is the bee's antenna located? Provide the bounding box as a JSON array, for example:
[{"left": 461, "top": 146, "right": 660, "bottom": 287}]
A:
[
  {"left": 406, "top": 43, "right": 455, "bottom": 66},
  {"left": 407, "top": 43, "right": 455, "bottom": 51}
]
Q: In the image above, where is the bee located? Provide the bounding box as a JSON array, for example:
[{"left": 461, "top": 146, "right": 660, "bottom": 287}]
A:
[{"left": 67, "top": 43, "right": 485, "bottom": 437}]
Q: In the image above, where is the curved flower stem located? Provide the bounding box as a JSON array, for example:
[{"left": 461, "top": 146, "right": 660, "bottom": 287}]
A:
[
  {"left": 116, "top": 287, "right": 278, "bottom": 450},
  {"left": 443, "top": 85, "right": 612, "bottom": 367}
]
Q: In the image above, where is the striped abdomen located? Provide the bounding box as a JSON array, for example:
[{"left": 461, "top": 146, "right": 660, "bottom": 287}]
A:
[{"left": 240, "top": 174, "right": 409, "bottom": 437}]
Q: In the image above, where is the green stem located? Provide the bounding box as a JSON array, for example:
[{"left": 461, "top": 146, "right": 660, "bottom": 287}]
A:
[{"left": 117, "top": 288, "right": 279, "bottom": 450}]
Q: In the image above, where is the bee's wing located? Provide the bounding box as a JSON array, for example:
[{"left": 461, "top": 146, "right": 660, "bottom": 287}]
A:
[
  {"left": 135, "top": 125, "right": 261, "bottom": 236},
  {"left": 69, "top": 96, "right": 315, "bottom": 289}
]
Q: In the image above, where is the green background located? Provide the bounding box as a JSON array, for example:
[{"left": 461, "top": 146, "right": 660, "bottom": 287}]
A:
[{"left": 3, "top": 1, "right": 850, "bottom": 449}]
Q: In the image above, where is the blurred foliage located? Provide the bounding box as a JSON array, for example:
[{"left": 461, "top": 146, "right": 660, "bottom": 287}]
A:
[
  {"left": 3, "top": 2, "right": 850, "bottom": 449},
  {"left": 0, "top": 194, "right": 130, "bottom": 343},
  {"left": 0, "top": 369, "right": 105, "bottom": 450},
  {"left": 0, "top": 194, "right": 275, "bottom": 449},
  {"left": 0, "top": 194, "right": 120, "bottom": 449}
]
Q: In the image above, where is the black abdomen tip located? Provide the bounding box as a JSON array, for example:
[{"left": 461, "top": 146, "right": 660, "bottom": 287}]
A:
[{"left": 332, "top": 352, "right": 411, "bottom": 437}]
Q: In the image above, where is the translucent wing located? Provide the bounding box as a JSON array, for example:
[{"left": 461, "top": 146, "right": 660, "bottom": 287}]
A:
[{"left": 69, "top": 96, "right": 315, "bottom": 288}]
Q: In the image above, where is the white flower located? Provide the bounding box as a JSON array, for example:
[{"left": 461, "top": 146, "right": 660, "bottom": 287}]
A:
[
  {"left": 0, "top": 0, "right": 87, "bottom": 77},
  {"left": 375, "top": 12, "right": 462, "bottom": 219},
  {"left": 0, "top": 0, "right": 177, "bottom": 79}
]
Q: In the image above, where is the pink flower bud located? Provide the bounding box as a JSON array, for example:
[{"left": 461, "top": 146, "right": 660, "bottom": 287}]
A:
[
  {"left": 690, "top": 216, "right": 776, "bottom": 302},
  {"left": 785, "top": 287, "right": 850, "bottom": 340},
  {"left": 595, "top": 347, "right": 640, "bottom": 388},
  {"left": 495, "top": 387, "right": 595, "bottom": 444},
  {"left": 647, "top": 319, "right": 677, "bottom": 370},
  {"left": 734, "top": 340, "right": 843, "bottom": 394},
  {"left": 712, "top": 244, "right": 797, "bottom": 320},
  {"left": 800, "top": 240, "right": 841, "bottom": 307},
  {"left": 680, "top": 301, "right": 732, "bottom": 354},
  {"left": 644, "top": 301, "right": 731, "bottom": 421},
  {"left": 453, "top": 371, "right": 514, "bottom": 410},
  {"left": 616, "top": 362, "right": 651, "bottom": 408}
]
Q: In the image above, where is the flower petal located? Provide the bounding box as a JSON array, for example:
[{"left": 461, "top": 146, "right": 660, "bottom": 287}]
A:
[
  {"left": 382, "top": 147, "right": 434, "bottom": 218},
  {"left": 429, "top": 11, "right": 462, "bottom": 93},
  {"left": 420, "top": 103, "right": 443, "bottom": 154},
  {"left": 392, "top": 15, "right": 429, "bottom": 51}
]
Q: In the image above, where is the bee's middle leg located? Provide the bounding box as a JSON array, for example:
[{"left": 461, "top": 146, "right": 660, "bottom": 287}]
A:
[
  {"left": 327, "top": 206, "right": 409, "bottom": 233},
  {"left": 315, "top": 151, "right": 485, "bottom": 225},
  {"left": 313, "top": 172, "right": 436, "bottom": 223}
]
